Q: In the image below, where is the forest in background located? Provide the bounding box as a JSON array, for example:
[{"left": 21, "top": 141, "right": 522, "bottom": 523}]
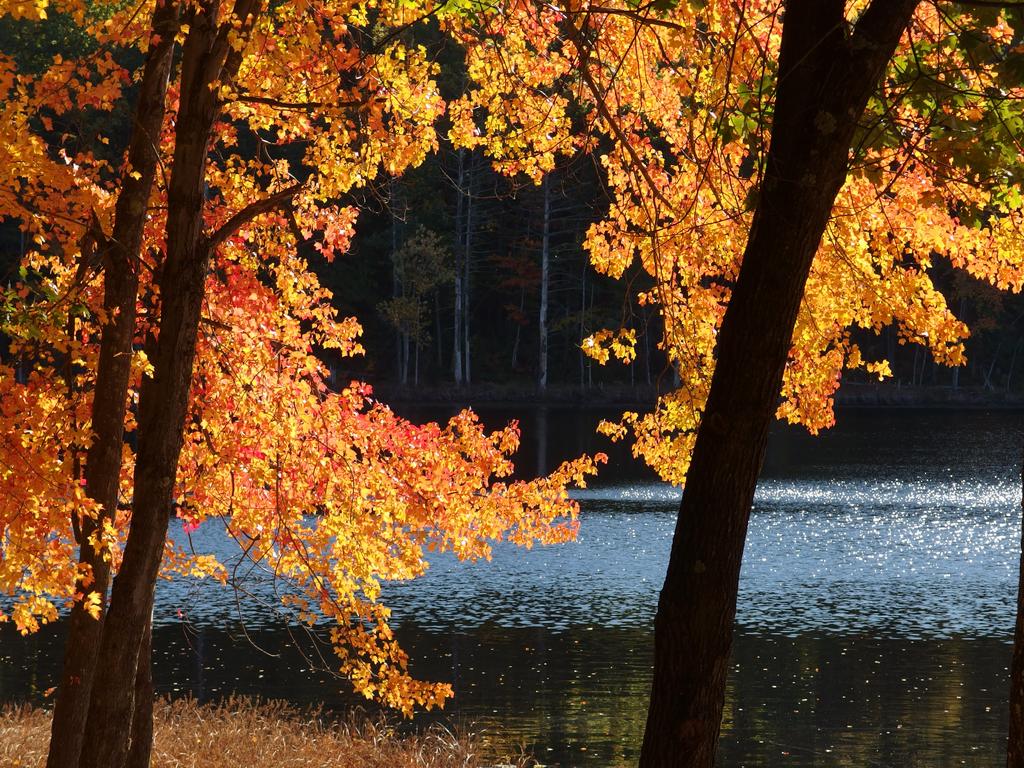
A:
[
  {"left": 2, "top": 11, "right": 1023, "bottom": 405},
  {"left": 5, "top": 0, "right": 1024, "bottom": 766}
]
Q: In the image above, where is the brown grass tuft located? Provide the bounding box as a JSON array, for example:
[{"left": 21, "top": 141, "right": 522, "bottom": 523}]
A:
[{"left": 0, "top": 697, "right": 534, "bottom": 768}]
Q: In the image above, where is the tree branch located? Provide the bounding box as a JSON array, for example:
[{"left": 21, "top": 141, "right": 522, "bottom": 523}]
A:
[
  {"left": 847, "top": 0, "right": 922, "bottom": 95},
  {"left": 942, "top": 0, "right": 1024, "bottom": 6},
  {"left": 581, "top": 7, "right": 685, "bottom": 31},
  {"left": 207, "top": 182, "right": 304, "bottom": 250},
  {"left": 562, "top": 20, "right": 677, "bottom": 215},
  {"left": 232, "top": 94, "right": 364, "bottom": 111}
]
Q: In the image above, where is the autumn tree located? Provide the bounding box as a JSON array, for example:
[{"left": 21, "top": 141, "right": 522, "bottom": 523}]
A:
[
  {"left": 449, "top": 0, "right": 1024, "bottom": 764},
  {"left": 379, "top": 225, "right": 453, "bottom": 385},
  {"left": 0, "top": 1, "right": 601, "bottom": 767}
]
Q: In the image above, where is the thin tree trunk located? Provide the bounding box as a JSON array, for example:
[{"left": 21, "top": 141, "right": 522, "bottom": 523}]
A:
[
  {"left": 887, "top": 325, "right": 899, "bottom": 384},
  {"left": 1008, "top": 340, "right": 1021, "bottom": 393},
  {"left": 579, "top": 260, "right": 586, "bottom": 389},
  {"left": 402, "top": 332, "right": 410, "bottom": 386},
  {"left": 954, "top": 297, "right": 966, "bottom": 389},
  {"left": 587, "top": 278, "right": 594, "bottom": 388},
  {"left": 80, "top": 2, "right": 261, "bottom": 763},
  {"left": 539, "top": 174, "right": 550, "bottom": 392},
  {"left": 47, "top": 5, "right": 178, "bottom": 767},
  {"left": 644, "top": 307, "right": 653, "bottom": 386},
  {"left": 391, "top": 177, "right": 405, "bottom": 384},
  {"left": 638, "top": 3, "right": 919, "bottom": 766},
  {"left": 452, "top": 150, "right": 464, "bottom": 385},
  {"left": 511, "top": 287, "right": 524, "bottom": 371},
  {"left": 985, "top": 341, "right": 1004, "bottom": 391},
  {"left": 434, "top": 291, "right": 443, "bottom": 369},
  {"left": 463, "top": 154, "right": 474, "bottom": 386}
]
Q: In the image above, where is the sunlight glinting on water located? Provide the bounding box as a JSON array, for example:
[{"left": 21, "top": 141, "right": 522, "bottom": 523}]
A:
[
  {"left": 155, "top": 471, "right": 1022, "bottom": 640},
  {"left": 4, "top": 410, "right": 1024, "bottom": 767}
]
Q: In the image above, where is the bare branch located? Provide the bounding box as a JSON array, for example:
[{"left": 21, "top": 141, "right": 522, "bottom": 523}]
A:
[
  {"left": 579, "top": 6, "right": 685, "bottom": 30},
  {"left": 563, "top": 21, "right": 677, "bottom": 214},
  {"left": 232, "top": 94, "right": 364, "bottom": 111},
  {"left": 941, "top": 0, "right": 1024, "bottom": 7}
]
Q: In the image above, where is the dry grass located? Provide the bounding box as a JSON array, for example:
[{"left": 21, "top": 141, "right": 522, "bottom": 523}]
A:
[{"left": 0, "top": 697, "right": 534, "bottom": 768}]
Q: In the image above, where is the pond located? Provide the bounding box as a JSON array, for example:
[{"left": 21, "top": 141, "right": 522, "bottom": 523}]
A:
[{"left": 2, "top": 406, "right": 1023, "bottom": 766}]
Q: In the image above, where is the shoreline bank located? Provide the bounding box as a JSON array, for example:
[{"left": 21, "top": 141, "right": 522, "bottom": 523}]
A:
[{"left": 367, "top": 380, "right": 1024, "bottom": 410}]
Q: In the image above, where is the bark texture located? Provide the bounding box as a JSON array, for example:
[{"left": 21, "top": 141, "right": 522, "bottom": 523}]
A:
[
  {"left": 79, "top": 1, "right": 259, "bottom": 764},
  {"left": 538, "top": 173, "right": 550, "bottom": 392},
  {"left": 46, "top": 5, "right": 178, "bottom": 767},
  {"left": 638, "top": 2, "right": 920, "bottom": 765},
  {"left": 452, "top": 149, "right": 465, "bottom": 385},
  {"left": 125, "top": 615, "right": 155, "bottom": 768}
]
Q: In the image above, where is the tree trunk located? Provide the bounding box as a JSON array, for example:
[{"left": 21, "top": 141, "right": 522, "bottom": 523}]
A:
[
  {"left": 1010, "top": 442, "right": 1024, "bottom": 767},
  {"left": 579, "top": 261, "right": 586, "bottom": 389},
  {"left": 79, "top": 2, "right": 259, "bottom": 763},
  {"left": 587, "top": 277, "right": 594, "bottom": 388},
  {"left": 452, "top": 150, "right": 465, "bottom": 385},
  {"left": 125, "top": 614, "right": 154, "bottom": 768},
  {"left": 46, "top": 5, "right": 178, "bottom": 766},
  {"left": 463, "top": 153, "right": 474, "bottom": 386},
  {"left": 434, "top": 291, "right": 443, "bottom": 369},
  {"left": 511, "top": 287, "right": 525, "bottom": 371},
  {"left": 953, "top": 297, "right": 966, "bottom": 389},
  {"left": 643, "top": 307, "right": 653, "bottom": 386},
  {"left": 985, "top": 341, "right": 1004, "bottom": 391},
  {"left": 638, "top": 3, "right": 919, "bottom": 766},
  {"left": 391, "top": 177, "right": 405, "bottom": 384},
  {"left": 539, "top": 174, "right": 550, "bottom": 392},
  {"left": 402, "top": 331, "right": 410, "bottom": 386},
  {"left": 1008, "top": 340, "right": 1021, "bottom": 393}
]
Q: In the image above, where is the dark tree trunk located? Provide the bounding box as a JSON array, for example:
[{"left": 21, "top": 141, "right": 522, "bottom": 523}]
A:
[
  {"left": 434, "top": 291, "right": 443, "bottom": 369},
  {"left": 79, "top": 1, "right": 260, "bottom": 763},
  {"left": 1008, "top": 442, "right": 1024, "bottom": 767},
  {"left": 125, "top": 614, "right": 154, "bottom": 768},
  {"left": 46, "top": 5, "right": 178, "bottom": 767},
  {"left": 638, "top": 2, "right": 919, "bottom": 766},
  {"left": 579, "top": 261, "right": 586, "bottom": 389},
  {"left": 538, "top": 174, "right": 550, "bottom": 392},
  {"left": 463, "top": 153, "right": 474, "bottom": 385},
  {"left": 452, "top": 149, "right": 465, "bottom": 384}
]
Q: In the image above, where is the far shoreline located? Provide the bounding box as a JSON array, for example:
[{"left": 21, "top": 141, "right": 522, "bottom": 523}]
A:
[{"left": 365, "top": 380, "right": 1024, "bottom": 412}]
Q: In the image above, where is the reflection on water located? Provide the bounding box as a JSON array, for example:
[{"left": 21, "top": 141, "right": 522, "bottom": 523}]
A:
[
  {"left": 0, "top": 623, "right": 1011, "bottom": 767},
  {"left": 1, "top": 407, "right": 1023, "bottom": 766}
]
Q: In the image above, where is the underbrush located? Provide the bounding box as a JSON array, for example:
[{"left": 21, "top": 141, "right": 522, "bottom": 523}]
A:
[{"left": 0, "top": 696, "right": 534, "bottom": 768}]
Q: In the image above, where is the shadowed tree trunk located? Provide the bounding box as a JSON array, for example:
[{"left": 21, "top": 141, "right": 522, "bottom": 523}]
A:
[
  {"left": 391, "top": 178, "right": 406, "bottom": 384},
  {"left": 463, "top": 153, "right": 474, "bottom": 385},
  {"left": 453, "top": 149, "right": 465, "bottom": 385},
  {"left": 46, "top": 5, "right": 178, "bottom": 766},
  {"left": 638, "top": 2, "right": 919, "bottom": 766},
  {"left": 1008, "top": 442, "right": 1024, "bottom": 767},
  {"left": 79, "top": 1, "right": 264, "bottom": 764},
  {"left": 539, "top": 173, "right": 550, "bottom": 392},
  {"left": 125, "top": 614, "right": 154, "bottom": 768}
]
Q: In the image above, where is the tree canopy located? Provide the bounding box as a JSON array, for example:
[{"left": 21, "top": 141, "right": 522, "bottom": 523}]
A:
[
  {"left": 450, "top": 0, "right": 1024, "bottom": 480},
  {"left": 4, "top": 0, "right": 1024, "bottom": 765},
  {"left": 0, "top": 0, "right": 601, "bottom": 721}
]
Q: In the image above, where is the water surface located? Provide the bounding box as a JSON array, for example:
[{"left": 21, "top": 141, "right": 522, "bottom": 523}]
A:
[{"left": 2, "top": 407, "right": 1022, "bottom": 766}]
